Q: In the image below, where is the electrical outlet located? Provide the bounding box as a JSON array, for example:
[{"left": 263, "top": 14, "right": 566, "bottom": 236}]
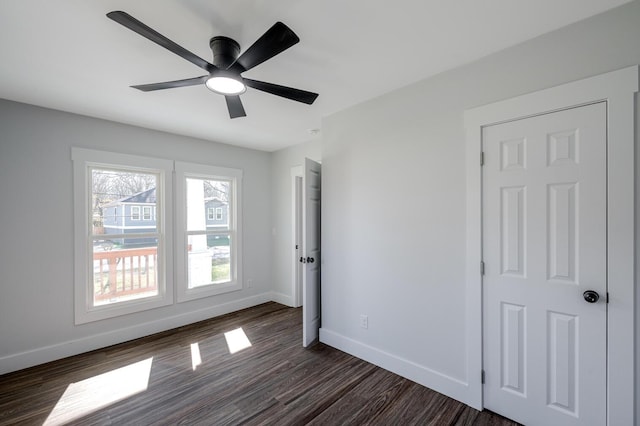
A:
[
  {"left": 247, "top": 279, "right": 253, "bottom": 288},
  {"left": 360, "top": 314, "right": 368, "bottom": 329}
]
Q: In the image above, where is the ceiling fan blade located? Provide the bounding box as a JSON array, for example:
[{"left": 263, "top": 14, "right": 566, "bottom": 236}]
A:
[
  {"left": 131, "top": 76, "right": 208, "bottom": 92},
  {"left": 225, "top": 96, "right": 246, "bottom": 119},
  {"left": 229, "top": 22, "right": 299, "bottom": 72},
  {"left": 243, "top": 78, "right": 318, "bottom": 104},
  {"left": 107, "top": 11, "right": 215, "bottom": 72}
]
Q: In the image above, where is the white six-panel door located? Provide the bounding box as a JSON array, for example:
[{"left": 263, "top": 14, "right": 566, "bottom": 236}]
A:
[{"left": 482, "top": 102, "right": 607, "bottom": 425}]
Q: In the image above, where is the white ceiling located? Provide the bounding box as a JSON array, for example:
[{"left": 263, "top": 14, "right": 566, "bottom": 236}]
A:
[{"left": 0, "top": 0, "right": 631, "bottom": 151}]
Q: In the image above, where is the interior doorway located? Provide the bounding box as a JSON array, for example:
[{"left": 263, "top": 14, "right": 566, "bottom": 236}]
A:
[
  {"left": 291, "top": 159, "right": 322, "bottom": 347},
  {"left": 291, "top": 166, "right": 303, "bottom": 308}
]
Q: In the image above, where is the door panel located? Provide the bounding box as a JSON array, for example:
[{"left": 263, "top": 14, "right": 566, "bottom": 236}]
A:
[
  {"left": 500, "top": 186, "right": 525, "bottom": 276},
  {"left": 303, "top": 158, "right": 321, "bottom": 347},
  {"left": 546, "top": 311, "right": 578, "bottom": 415},
  {"left": 501, "top": 302, "right": 525, "bottom": 396},
  {"left": 482, "top": 102, "right": 606, "bottom": 425}
]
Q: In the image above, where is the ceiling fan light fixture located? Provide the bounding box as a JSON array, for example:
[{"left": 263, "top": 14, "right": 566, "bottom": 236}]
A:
[{"left": 205, "top": 74, "right": 246, "bottom": 95}]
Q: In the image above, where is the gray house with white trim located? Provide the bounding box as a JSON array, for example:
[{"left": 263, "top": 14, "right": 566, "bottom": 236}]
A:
[
  {"left": 102, "top": 189, "right": 228, "bottom": 247},
  {"left": 102, "top": 188, "right": 157, "bottom": 246}
]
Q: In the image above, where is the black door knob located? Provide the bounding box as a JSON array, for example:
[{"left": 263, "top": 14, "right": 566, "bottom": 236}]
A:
[
  {"left": 306, "top": 257, "right": 315, "bottom": 263},
  {"left": 583, "top": 290, "right": 600, "bottom": 303}
]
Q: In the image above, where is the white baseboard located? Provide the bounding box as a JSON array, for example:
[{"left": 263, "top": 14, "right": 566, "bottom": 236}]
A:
[
  {"left": 0, "top": 293, "right": 273, "bottom": 375},
  {"left": 269, "top": 291, "right": 294, "bottom": 307},
  {"left": 319, "top": 327, "right": 473, "bottom": 407}
]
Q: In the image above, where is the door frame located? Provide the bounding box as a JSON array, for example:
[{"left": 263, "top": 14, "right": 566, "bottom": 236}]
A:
[
  {"left": 291, "top": 165, "right": 304, "bottom": 308},
  {"left": 463, "top": 66, "right": 638, "bottom": 424}
]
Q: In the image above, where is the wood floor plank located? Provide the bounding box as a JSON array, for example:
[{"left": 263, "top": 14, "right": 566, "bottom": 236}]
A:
[
  {"left": 307, "top": 368, "right": 412, "bottom": 425},
  {"left": 0, "top": 302, "right": 520, "bottom": 426}
]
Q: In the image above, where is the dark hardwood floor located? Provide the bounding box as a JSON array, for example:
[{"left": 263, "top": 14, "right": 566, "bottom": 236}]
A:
[{"left": 0, "top": 302, "right": 518, "bottom": 425}]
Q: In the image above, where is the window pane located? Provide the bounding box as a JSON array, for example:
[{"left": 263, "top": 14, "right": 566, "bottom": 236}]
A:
[
  {"left": 188, "top": 234, "right": 231, "bottom": 288},
  {"left": 92, "top": 238, "right": 159, "bottom": 306},
  {"left": 92, "top": 169, "right": 157, "bottom": 235},
  {"left": 186, "top": 178, "right": 230, "bottom": 232}
]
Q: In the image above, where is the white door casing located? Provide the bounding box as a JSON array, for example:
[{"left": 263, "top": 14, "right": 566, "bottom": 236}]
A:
[
  {"left": 291, "top": 165, "right": 303, "bottom": 308},
  {"left": 464, "top": 66, "right": 637, "bottom": 424},
  {"left": 294, "top": 175, "right": 303, "bottom": 307},
  {"left": 303, "top": 158, "right": 321, "bottom": 347},
  {"left": 482, "top": 103, "right": 606, "bottom": 425}
]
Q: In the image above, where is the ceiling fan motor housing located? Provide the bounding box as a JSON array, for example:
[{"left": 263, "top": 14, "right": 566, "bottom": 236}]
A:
[{"left": 209, "top": 36, "right": 240, "bottom": 70}]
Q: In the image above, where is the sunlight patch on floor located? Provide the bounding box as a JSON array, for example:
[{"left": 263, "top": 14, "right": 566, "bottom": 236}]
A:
[
  {"left": 190, "top": 342, "right": 202, "bottom": 370},
  {"left": 224, "top": 327, "right": 252, "bottom": 354},
  {"left": 43, "top": 357, "right": 153, "bottom": 425}
]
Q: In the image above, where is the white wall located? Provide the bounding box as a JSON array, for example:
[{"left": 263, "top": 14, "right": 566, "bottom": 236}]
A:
[
  {"left": 0, "top": 100, "right": 273, "bottom": 373},
  {"left": 270, "top": 139, "right": 321, "bottom": 306},
  {"left": 320, "top": 0, "right": 640, "bottom": 410}
]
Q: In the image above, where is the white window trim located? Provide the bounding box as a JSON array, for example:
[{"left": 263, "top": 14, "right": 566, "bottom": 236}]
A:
[
  {"left": 175, "top": 161, "right": 243, "bottom": 302},
  {"left": 464, "top": 66, "right": 637, "bottom": 422},
  {"left": 131, "top": 205, "right": 141, "bottom": 221},
  {"left": 142, "top": 206, "right": 152, "bottom": 221},
  {"left": 216, "top": 207, "right": 223, "bottom": 221},
  {"left": 72, "top": 148, "right": 174, "bottom": 324},
  {"left": 207, "top": 207, "right": 215, "bottom": 220}
]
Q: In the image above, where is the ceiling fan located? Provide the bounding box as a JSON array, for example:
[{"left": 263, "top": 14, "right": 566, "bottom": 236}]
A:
[{"left": 106, "top": 11, "right": 319, "bottom": 118}]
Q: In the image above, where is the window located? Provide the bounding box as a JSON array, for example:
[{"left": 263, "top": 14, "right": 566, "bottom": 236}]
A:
[
  {"left": 131, "top": 206, "right": 141, "bottom": 221},
  {"left": 175, "top": 162, "right": 242, "bottom": 302},
  {"left": 73, "top": 150, "right": 242, "bottom": 322},
  {"left": 143, "top": 206, "right": 152, "bottom": 221},
  {"left": 72, "top": 148, "right": 174, "bottom": 324}
]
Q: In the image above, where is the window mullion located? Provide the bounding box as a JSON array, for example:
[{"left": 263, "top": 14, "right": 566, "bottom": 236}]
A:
[
  {"left": 92, "top": 232, "right": 160, "bottom": 240},
  {"left": 186, "top": 230, "right": 229, "bottom": 236}
]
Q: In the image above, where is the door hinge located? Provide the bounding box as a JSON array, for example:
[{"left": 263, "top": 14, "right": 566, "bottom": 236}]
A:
[
  {"left": 480, "top": 152, "right": 485, "bottom": 166},
  {"left": 606, "top": 292, "right": 609, "bottom": 303},
  {"left": 481, "top": 369, "right": 485, "bottom": 384},
  {"left": 480, "top": 261, "right": 485, "bottom": 276},
  {"left": 295, "top": 244, "right": 299, "bottom": 249}
]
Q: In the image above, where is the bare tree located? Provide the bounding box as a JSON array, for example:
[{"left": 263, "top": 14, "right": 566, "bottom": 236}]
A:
[
  {"left": 92, "top": 169, "right": 156, "bottom": 221},
  {"left": 203, "top": 179, "right": 230, "bottom": 202}
]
